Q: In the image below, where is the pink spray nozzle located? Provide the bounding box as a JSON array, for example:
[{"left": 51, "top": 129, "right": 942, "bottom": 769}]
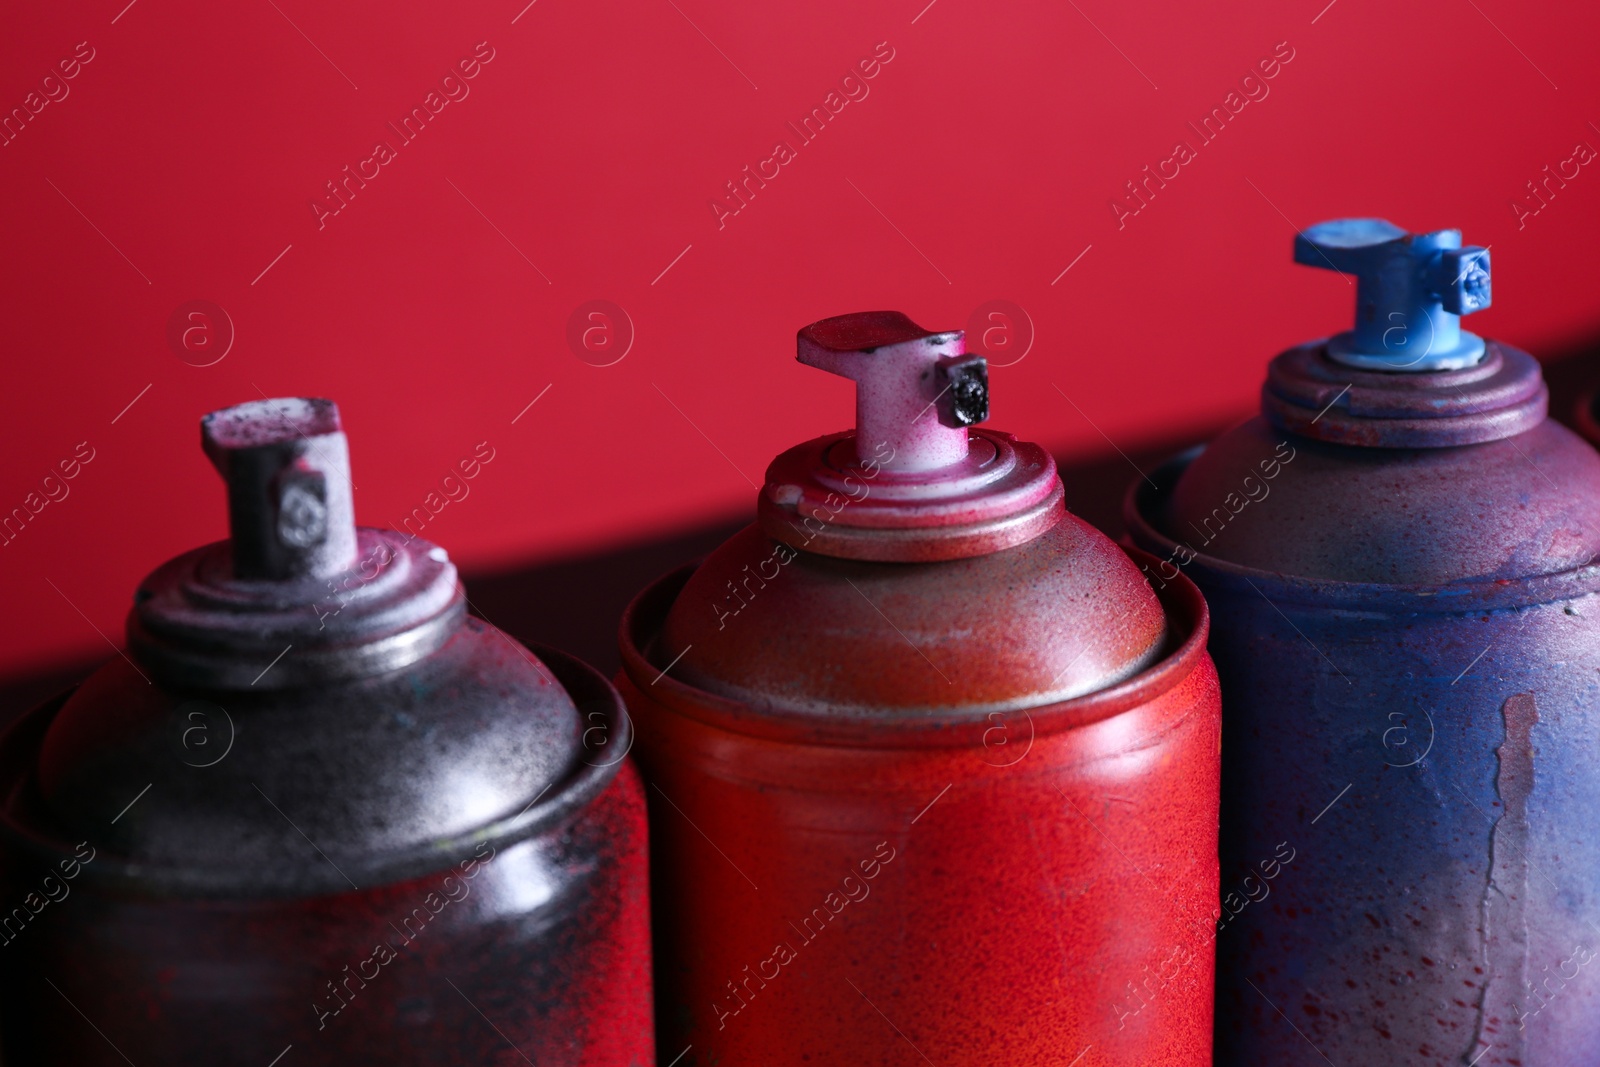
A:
[{"left": 797, "top": 311, "right": 988, "bottom": 473}]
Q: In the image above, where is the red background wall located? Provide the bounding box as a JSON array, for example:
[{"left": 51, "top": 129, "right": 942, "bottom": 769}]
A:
[{"left": 3, "top": 0, "right": 1598, "bottom": 677}]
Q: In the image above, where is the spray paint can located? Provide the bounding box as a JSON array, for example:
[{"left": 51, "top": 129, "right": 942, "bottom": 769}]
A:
[
  {"left": 1126, "top": 219, "right": 1600, "bottom": 1066},
  {"left": 0, "top": 398, "right": 653, "bottom": 1065},
  {"left": 619, "top": 311, "right": 1222, "bottom": 1065}
]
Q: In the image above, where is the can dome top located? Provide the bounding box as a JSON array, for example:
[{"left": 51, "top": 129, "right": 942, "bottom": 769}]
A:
[
  {"left": 1140, "top": 222, "right": 1600, "bottom": 585},
  {"left": 7, "top": 397, "right": 600, "bottom": 897},
  {"left": 653, "top": 313, "right": 1172, "bottom": 717}
]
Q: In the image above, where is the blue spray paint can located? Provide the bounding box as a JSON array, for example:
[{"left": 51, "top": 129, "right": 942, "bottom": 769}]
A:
[{"left": 1126, "top": 218, "right": 1600, "bottom": 1066}]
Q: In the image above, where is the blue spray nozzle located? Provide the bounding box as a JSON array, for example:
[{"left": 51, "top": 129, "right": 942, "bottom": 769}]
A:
[{"left": 1294, "top": 218, "right": 1492, "bottom": 371}]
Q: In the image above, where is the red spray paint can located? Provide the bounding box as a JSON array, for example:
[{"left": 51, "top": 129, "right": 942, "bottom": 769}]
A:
[
  {"left": 619, "top": 312, "right": 1223, "bottom": 1065},
  {"left": 0, "top": 398, "right": 653, "bottom": 1065}
]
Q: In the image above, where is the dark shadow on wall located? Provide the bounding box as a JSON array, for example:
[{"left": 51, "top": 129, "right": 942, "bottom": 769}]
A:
[{"left": 5, "top": 332, "right": 1598, "bottom": 716}]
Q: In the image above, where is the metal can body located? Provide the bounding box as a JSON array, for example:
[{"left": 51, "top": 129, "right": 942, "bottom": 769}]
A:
[
  {"left": 1125, "top": 217, "right": 1600, "bottom": 1065},
  {"left": 1130, "top": 450, "right": 1600, "bottom": 1066},
  {"left": 619, "top": 553, "right": 1222, "bottom": 1066},
  {"left": 0, "top": 645, "right": 654, "bottom": 1066},
  {"left": 0, "top": 399, "right": 657, "bottom": 1063}
]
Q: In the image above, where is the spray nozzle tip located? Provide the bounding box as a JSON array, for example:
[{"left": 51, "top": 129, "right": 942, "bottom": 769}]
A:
[
  {"left": 201, "top": 397, "right": 342, "bottom": 454},
  {"left": 200, "top": 397, "right": 358, "bottom": 581},
  {"left": 1294, "top": 217, "right": 1492, "bottom": 371},
  {"left": 798, "top": 310, "right": 946, "bottom": 356},
  {"left": 796, "top": 311, "right": 986, "bottom": 471}
]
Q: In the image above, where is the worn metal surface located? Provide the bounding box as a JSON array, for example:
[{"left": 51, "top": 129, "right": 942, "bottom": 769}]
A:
[
  {"left": 0, "top": 648, "right": 652, "bottom": 1065},
  {"left": 622, "top": 556, "right": 1219, "bottom": 1066},
  {"left": 1128, "top": 338, "right": 1600, "bottom": 1065},
  {"left": 665, "top": 516, "right": 1165, "bottom": 713},
  {"left": 618, "top": 311, "right": 1223, "bottom": 1066},
  {"left": 1166, "top": 400, "right": 1600, "bottom": 586},
  {"left": 0, "top": 399, "right": 653, "bottom": 1064}
]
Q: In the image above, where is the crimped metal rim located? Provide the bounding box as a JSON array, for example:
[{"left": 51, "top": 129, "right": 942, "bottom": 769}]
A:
[
  {"left": 130, "top": 529, "right": 463, "bottom": 690},
  {"left": 758, "top": 429, "right": 1064, "bottom": 561},
  {"left": 1264, "top": 340, "right": 1547, "bottom": 448}
]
